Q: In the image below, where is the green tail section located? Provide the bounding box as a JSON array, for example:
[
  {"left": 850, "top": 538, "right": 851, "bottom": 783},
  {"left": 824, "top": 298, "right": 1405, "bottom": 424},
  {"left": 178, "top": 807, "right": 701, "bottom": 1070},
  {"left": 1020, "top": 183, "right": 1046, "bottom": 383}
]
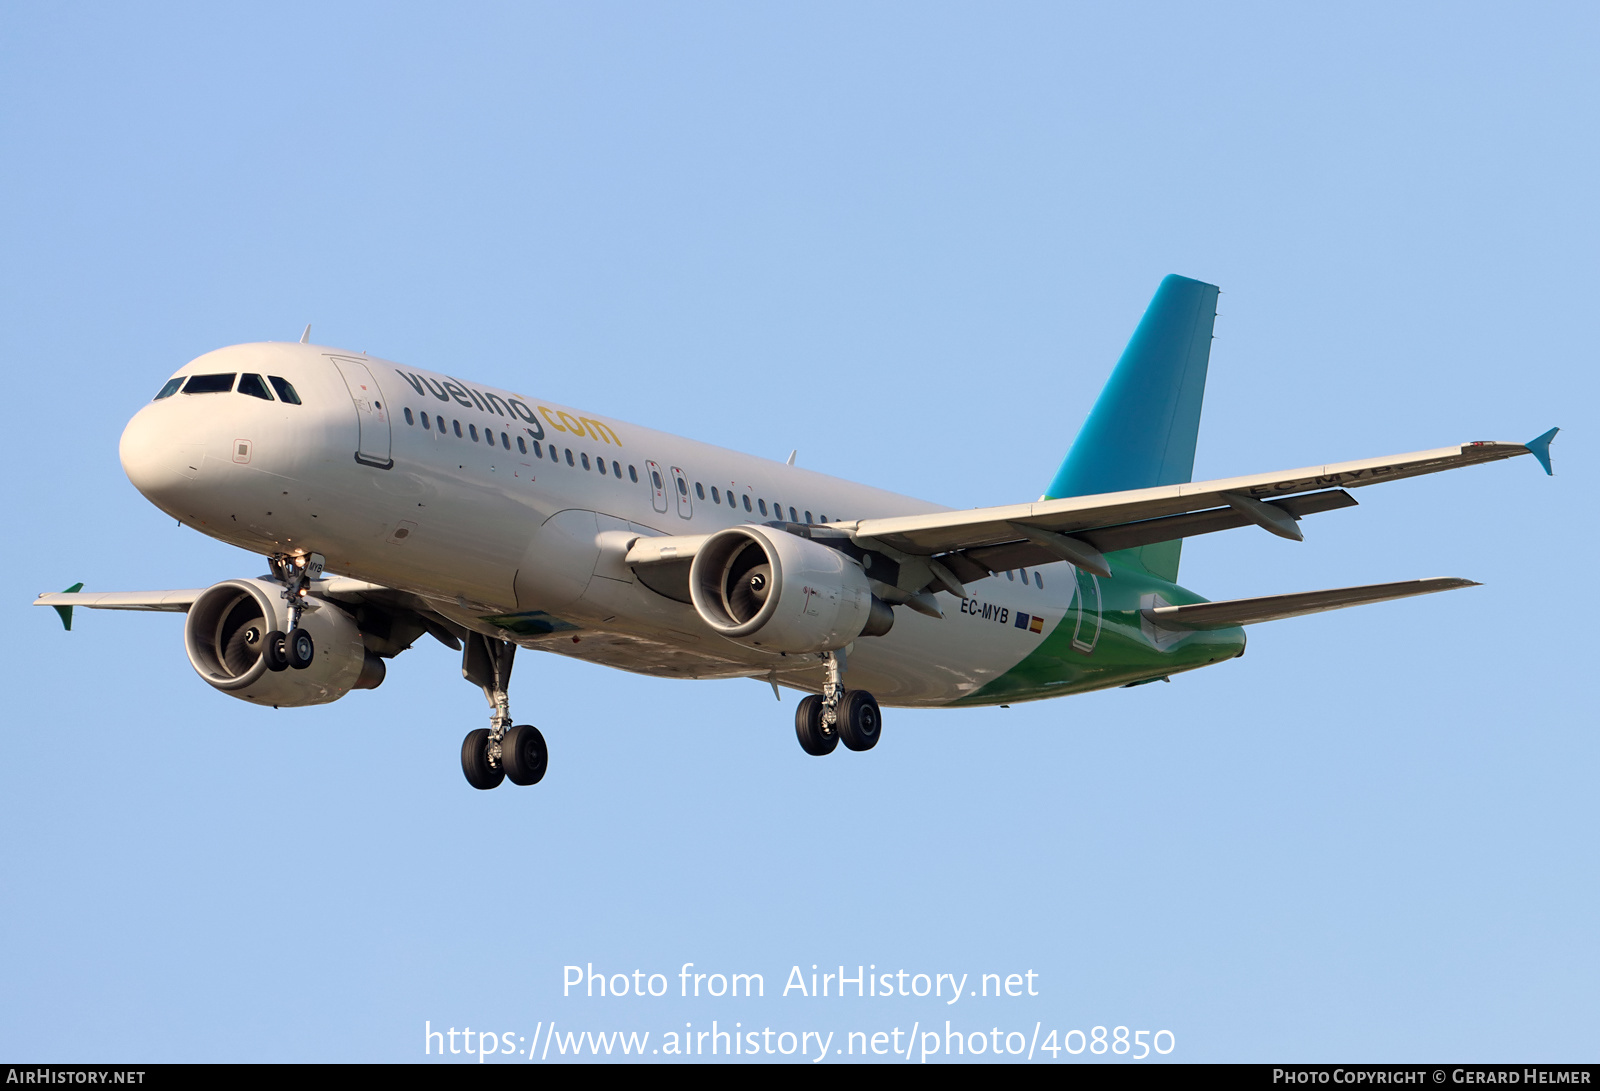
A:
[{"left": 1043, "top": 274, "right": 1220, "bottom": 582}]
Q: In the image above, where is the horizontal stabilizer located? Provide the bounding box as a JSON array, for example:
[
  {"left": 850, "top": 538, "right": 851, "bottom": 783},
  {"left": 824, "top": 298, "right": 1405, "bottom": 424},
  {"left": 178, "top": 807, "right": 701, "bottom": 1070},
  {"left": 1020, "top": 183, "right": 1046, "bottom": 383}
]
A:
[{"left": 1143, "top": 577, "right": 1480, "bottom": 631}]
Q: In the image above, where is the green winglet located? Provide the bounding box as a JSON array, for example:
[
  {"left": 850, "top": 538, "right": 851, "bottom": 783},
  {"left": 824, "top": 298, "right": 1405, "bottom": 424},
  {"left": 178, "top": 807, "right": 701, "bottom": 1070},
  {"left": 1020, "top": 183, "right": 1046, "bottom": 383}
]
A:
[
  {"left": 1526, "top": 427, "right": 1559, "bottom": 476},
  {"left": 53, "top": 582, "right": 83, "bottom": 631}
]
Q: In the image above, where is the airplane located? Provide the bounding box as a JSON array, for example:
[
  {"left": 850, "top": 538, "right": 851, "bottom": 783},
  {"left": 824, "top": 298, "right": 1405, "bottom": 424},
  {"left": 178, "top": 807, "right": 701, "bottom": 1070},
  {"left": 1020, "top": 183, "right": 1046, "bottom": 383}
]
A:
[{"left": 35, "top": 275, "right": 1558, "bottom": 790}]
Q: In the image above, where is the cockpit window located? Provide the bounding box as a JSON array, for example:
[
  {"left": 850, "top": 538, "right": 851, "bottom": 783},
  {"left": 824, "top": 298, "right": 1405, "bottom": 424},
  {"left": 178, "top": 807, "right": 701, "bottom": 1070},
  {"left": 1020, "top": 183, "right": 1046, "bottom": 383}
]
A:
[
  {"left": 237, "top": 373, "right": 273, "bottom": 401},
  {"left": 183, "top": 373, "right": 236, "bottom": 394},
  {"left": 268, "top": 376, "right": 302, "bottom": 405},
  {"left": 153, "top": 378, "right": 184, "bottom": 400}
]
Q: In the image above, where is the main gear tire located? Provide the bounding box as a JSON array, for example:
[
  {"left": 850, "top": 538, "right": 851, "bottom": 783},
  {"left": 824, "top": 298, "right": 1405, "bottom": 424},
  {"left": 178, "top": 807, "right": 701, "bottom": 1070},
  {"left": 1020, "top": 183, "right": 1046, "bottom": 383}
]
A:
[
  {"left": 795, "top": 694, "right": 838, "bottom": 756},
  {"left": 838, "top": 689, "right": 882, "bottom": 752},
  {"left": 460, "top": 728, "right": 504, "bottom": 790},
  {"left": 501, "top": 724, "right": 548, "bottom": 786}
]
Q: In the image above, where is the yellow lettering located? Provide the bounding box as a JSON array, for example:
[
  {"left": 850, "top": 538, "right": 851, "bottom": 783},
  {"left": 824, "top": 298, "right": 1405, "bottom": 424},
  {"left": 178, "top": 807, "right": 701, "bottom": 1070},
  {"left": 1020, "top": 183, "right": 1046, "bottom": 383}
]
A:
[
  {"left": 538, "top": 406, "right": 568, "bottom": 433},
  {"left": 580, "top": 417, "right": 622, "bottom": 446}
]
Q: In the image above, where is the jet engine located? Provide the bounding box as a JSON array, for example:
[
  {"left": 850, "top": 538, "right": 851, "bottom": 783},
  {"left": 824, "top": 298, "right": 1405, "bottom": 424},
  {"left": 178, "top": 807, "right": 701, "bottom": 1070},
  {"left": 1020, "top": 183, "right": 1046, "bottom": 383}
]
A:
[
  {"left": 688, "top": 526, "right": 893, "bottom": 652},
  {"left": 183, "top": 578, "right": 385, "bottom": 707}
]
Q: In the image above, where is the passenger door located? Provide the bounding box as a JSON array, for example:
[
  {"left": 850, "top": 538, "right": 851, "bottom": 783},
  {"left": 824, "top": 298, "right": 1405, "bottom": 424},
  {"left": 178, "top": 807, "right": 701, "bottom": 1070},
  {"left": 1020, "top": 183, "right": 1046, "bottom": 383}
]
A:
[
  {"left": 1070, "top": 567, "right": 1103, "bottom": 654},
  {"left": 328, "top": 356, "right": 393, "bottom": 469}
]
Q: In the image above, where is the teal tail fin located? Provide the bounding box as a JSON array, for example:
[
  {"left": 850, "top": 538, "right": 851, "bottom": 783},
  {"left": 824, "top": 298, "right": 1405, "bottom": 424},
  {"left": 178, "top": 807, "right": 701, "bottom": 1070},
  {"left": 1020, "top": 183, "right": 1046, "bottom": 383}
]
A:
[{"left": 1043, "top": 274, "right": 1220, "bottom": 582}]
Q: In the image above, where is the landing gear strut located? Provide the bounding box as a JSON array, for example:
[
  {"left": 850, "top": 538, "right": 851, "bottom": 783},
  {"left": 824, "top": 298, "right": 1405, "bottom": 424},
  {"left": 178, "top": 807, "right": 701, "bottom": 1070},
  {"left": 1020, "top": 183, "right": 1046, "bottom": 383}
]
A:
[
  {"left": 266, "top": 552, "right": 324, "bottom": 672},
  {"left": 794, "top": 647, "right": 882, "bottom": 756},
  {"left": 459, "top": 632, "right": 547, "bottom": 790}
]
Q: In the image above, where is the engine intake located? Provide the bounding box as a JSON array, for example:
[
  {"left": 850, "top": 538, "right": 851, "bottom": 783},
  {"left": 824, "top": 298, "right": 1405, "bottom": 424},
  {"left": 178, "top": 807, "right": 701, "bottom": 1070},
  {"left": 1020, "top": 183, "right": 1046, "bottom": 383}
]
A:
[
  {"left": 184, "top": 578, "right": 380, "bottom": 707},
  {"left": 689, "top": 527, "right": 892, "bottom": 652}
]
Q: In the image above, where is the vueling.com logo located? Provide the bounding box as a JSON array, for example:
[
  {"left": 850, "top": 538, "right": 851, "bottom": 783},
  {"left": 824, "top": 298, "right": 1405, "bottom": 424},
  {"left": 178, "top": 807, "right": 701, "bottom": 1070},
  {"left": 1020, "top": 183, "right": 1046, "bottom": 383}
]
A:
[{"left": 393, "top": 369, "right": 623, "bottom": 446}]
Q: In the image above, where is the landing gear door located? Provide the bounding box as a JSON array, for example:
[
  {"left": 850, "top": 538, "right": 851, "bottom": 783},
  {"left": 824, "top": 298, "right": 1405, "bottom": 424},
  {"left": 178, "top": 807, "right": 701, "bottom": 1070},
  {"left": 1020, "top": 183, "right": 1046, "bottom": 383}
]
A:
[
  {"left": 670, "top": 466, "right": 692, "bottom": 519},
  {"left": 644, "top": 460, "right": 669, "bottom": 514},
  {"left": 328, "top": 356, "right": 393, "bottom": 469}
]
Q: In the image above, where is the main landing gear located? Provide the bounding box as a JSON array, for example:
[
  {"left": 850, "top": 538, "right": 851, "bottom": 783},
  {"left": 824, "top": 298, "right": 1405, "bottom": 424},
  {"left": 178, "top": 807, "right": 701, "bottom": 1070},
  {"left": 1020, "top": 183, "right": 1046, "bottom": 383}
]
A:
[
  {"left": 794, "top": 647, "right": 882, "bottom": 757},
  {"left": 263, "top": 552, "right": 324, "bottom": 672},
  {"left": 458, "top": 632, "right": 548, "bottom": 790}
]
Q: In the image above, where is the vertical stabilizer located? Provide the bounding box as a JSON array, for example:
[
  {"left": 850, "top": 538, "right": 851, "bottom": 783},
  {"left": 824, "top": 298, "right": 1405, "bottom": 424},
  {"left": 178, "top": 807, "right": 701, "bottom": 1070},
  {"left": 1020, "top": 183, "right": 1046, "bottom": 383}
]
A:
[{"left": 1043, "top": 274, "right": 1219, "bottom": 582}]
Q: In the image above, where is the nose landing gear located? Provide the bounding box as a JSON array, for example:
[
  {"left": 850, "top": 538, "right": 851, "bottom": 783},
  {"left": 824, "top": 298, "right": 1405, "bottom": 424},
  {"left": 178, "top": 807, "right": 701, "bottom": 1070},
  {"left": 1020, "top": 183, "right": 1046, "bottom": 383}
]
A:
[
  {"left": 267, "top": 551, "right": 323, "bottom": 671},
  {"left": 458, "top": 632, "right": 547, "bottom": 790}
]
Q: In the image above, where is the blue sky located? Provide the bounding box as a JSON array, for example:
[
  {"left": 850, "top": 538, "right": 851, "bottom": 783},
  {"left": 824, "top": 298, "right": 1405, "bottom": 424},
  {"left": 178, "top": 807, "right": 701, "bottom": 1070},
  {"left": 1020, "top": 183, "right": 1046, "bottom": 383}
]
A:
[{"left": 1, "top": 2, "right": 1594, "bottom": 1063}]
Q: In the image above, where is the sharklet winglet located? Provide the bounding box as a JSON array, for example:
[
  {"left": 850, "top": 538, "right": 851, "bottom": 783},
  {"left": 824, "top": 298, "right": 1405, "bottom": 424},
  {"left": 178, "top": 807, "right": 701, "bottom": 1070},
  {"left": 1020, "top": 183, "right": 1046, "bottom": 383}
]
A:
[
  {"left": 1525, "top": 427, "right": 1559, "bottom": 476},
  {"left": 52, "top": 582, "right": 83, "bottom": 631}
]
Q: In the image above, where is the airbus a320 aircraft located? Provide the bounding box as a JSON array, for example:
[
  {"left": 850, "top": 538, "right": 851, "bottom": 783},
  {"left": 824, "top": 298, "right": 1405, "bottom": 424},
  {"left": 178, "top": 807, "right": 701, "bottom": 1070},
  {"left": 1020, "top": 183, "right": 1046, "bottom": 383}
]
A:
[{"left": 37, "top": 276, "right": 1557, "bottom": 789}]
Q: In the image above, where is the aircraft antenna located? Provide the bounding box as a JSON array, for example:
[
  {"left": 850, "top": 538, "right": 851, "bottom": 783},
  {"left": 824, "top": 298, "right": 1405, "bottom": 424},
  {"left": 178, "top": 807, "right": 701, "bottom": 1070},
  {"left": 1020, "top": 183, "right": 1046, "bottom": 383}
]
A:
[{"left": 299, "top": 324, "right": 311, "bottom": 344}]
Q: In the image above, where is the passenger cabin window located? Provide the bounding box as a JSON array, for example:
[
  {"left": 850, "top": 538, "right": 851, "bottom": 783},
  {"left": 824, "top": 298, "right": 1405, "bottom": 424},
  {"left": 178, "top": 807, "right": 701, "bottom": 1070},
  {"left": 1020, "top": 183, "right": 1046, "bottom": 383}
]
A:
[
  {"left": 695, "top": 483, "right": 705, "bottom": 500},
  {"left": 421, "top": 411, "right": 431, "bottom": 429},
  {"left": 628, "top": 465, "right": 638, "bottom": 483},
  {"left": 237, "top": 373, "right": 273, "bottom": 401},
  {"left": 582, "top": 453, "right": 591, "bottom": 470},
  {"left": 183, "top": 373, "right": 235, "bottom": 394},
  {"left": 565, "top": 449, "right": 574, "bottom": 466},
  {"left": 789, "top": 507, "right": 798, "bottom": 523},
  {"left": 153, "top": 378, "right": 184, "bottom": 400},
  {"left": 758, "top": 499, "right": 767, "bottom": 516},
  {"left": 517, "top": 436, "right": 527, "bottom": 454},
  {"left": 470, "top": 424, "right": 479, "bottom": 442},
  {"left": 501, "top": 433, "right": 510, "bottom": 449},
  {"left": 742, "top": 495, "right": 752, "bottom": 512},
  {"left": 651, "top": 469, "right": 663, "bottom": 489},
  {"left": 1034, "top": 572, "right": 1043, "bottom": 589},
  {"left": 711, "top": 487, "right": 721, "bottom": 503},
  {"left": 612, "top": 461, "right": 622, "bottom": 477},
  {"left": 533, "top": 440, "right": 542, "bottom": 457},
  {"left": 677, "top": 477, "right": 688, "bottom": 495},
  {"left": 804, "top": 511, "right": 813, "bottom": 523},
  {"left": 453, "top": 421, "right": 463, "bottom": 437},
  {"left": 268, "top": 376, "right": 301, "bottom": 404},
  {"left": 403, "top": 407, "right": 414, "bottom": 425},
  {"left": 436, "top": 415, "right": 446, "bottom": 433},
  {"left": 1006, "top": 570, "right": 1015, "bottom": 580}
]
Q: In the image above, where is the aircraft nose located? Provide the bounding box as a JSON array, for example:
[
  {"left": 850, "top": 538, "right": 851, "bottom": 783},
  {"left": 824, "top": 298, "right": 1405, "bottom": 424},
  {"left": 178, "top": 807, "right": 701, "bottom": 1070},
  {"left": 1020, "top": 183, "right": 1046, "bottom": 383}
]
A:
[{"left": 120, "top": 403, "right": 192, "bottom": 507}]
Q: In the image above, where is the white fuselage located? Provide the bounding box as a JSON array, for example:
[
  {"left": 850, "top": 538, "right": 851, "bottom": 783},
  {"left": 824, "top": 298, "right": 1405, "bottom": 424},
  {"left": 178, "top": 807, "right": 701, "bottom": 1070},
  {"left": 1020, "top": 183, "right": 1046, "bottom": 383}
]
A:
[{"left": 120, "top": 342, "right": 1080, "bottom": 706}]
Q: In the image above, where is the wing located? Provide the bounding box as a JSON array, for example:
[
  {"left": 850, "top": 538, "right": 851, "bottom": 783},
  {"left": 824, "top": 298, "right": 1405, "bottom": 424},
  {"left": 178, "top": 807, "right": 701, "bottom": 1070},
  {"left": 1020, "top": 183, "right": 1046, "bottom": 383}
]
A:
[
  {"left": 846, "top": 436, "right": 1549, "bottom": 589},
  {"left": 34, "top": 578, "right": 465, "bottom": 652},
  {"left": 34, "top": 589, "right": 202, "bottom": 613}
]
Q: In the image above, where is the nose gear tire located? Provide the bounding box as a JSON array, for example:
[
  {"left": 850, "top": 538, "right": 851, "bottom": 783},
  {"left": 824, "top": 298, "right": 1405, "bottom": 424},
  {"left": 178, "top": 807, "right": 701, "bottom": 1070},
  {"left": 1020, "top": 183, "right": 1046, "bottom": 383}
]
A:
[
  {"left": 287, "top": 628, "right": 315, "bottom": 670},
  {"left": 263, "top": 630, "right": 289, "bottom": 672},
  {"left": 460, "top": 728, "right": 504, "bottom": 790}
]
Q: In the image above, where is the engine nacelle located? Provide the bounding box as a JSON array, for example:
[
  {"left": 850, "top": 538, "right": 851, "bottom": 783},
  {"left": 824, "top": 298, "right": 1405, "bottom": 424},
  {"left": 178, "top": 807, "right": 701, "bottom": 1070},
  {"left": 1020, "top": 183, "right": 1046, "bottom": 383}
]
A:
[
  {"left": 689, "top": 526, "right": 892, "bottom": 652},
  {"left": 183, "top": 579, "right": 383, "bottom": 707}
]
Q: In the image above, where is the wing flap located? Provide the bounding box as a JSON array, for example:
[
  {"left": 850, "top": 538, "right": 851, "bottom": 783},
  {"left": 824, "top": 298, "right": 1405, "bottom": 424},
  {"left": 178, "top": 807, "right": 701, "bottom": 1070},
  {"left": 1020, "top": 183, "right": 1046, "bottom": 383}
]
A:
[{"left": 1143, "top": 577, "right": 1479, "bottom": 630}]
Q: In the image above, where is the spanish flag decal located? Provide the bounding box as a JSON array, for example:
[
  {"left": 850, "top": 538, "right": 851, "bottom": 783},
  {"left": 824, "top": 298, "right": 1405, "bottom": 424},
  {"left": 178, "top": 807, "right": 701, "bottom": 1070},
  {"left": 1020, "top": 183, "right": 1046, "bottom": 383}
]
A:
[{"left": 1014, "top": 612, "right": 1046, "bottom": 635}]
